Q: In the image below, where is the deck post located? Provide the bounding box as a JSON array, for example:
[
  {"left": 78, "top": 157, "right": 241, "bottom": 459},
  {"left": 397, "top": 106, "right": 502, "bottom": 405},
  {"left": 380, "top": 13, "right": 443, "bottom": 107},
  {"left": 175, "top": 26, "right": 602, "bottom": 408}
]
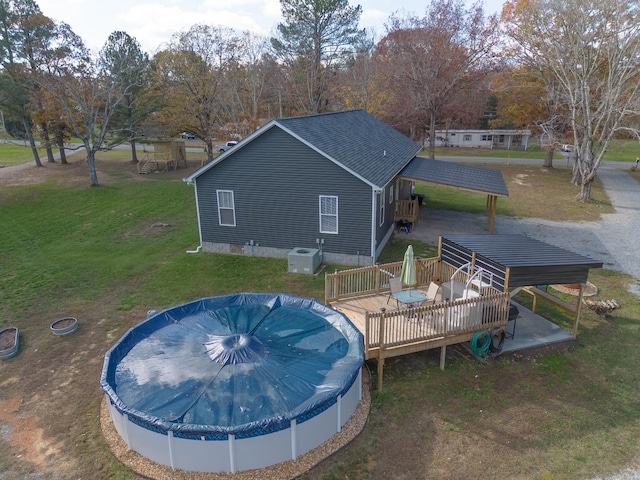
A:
[
  {"left": 377, "top": 309, "right": 386, "bottom": 391},
  {"left": 440, "top": 345, "right": 446, "bottom": 370}
]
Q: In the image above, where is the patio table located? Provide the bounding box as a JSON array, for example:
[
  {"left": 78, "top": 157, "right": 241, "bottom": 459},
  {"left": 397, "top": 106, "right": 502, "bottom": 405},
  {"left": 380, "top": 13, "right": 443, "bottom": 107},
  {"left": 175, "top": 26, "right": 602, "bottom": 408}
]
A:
[{"left": 393, "top": 289, "right": 428, "bottom": 307}]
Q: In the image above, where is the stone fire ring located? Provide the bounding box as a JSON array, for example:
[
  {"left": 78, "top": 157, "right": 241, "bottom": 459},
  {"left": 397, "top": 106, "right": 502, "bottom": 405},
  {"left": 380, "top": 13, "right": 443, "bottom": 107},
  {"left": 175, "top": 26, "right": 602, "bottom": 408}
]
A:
[{"left": 550, "top": 282, "right": 597, "bottom": 297}]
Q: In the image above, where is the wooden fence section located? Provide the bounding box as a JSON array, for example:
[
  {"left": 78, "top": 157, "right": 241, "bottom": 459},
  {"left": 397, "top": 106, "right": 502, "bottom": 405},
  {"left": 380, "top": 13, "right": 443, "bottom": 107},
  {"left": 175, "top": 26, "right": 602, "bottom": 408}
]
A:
[{"left": 325, "top": 257, "right": 440, "bottom": 303}]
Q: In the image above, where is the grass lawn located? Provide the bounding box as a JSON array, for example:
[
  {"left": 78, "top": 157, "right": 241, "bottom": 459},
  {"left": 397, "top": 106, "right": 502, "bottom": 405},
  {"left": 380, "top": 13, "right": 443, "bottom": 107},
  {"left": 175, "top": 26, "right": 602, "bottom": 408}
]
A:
[
  {"left": 0, "top": 150, "right": 638, "bottom": 479},
  {"left": 0, "top": 142, "right": 48, "bottom": 166},
  {"left": 414, "top": 164, "right": 614, "bottom": 221}
]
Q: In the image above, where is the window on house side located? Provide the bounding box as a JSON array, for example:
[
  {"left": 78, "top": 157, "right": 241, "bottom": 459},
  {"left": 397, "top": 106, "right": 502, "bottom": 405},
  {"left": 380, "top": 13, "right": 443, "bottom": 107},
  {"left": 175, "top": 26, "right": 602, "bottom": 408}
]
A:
[
  {"left": 319, "top": 195, "right": 338, "bottom": 234},
  {"left": 217, "top": 190, "right": 236, "bottom": 226},
  {"left": 389, "top": 185, "right": 394, "bottom": 204}
]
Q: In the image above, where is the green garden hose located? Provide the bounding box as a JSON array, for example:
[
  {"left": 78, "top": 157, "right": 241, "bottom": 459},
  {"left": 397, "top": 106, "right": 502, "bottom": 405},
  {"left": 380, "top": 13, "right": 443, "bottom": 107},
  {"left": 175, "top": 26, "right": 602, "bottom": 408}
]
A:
[{"left": 470, "top": 330, "right": 491, "bottom": 363}]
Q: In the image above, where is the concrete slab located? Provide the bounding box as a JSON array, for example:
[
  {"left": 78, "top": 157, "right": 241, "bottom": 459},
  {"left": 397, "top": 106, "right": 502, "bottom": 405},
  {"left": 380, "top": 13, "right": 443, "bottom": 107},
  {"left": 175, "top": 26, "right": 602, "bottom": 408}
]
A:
[{"left": 501, "top": 301, "right": 574, "bottom": 353}]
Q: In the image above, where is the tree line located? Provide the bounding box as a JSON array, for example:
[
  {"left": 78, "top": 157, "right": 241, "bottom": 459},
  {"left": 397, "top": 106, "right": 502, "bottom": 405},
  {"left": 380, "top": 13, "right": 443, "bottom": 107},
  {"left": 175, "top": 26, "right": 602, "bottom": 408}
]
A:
[{"left": 1, "top": 0, "right": 639, "bottom": 200}]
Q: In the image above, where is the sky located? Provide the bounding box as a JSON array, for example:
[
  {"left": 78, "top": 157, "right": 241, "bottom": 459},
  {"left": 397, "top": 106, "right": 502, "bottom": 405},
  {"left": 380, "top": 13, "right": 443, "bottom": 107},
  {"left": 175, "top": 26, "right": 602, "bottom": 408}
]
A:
[{"left": 37, "top": 0, "right": 506, "bottom": 54}]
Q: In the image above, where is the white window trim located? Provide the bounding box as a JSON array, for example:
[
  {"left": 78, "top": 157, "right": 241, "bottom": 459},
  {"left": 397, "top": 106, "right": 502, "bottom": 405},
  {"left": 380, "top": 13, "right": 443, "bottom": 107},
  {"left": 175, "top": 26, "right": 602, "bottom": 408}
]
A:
[
  {"left": 379, "top": 188, "right": 385, "bottom": 226},
  {"left": 217, "top": 190, "right": 236, "bottom": 226},
  {"left": 389, "top": 185, "right": 394, "bottom": 204},
  {"left": 319, "top": 195, "right": 338, "bottom": 234}
]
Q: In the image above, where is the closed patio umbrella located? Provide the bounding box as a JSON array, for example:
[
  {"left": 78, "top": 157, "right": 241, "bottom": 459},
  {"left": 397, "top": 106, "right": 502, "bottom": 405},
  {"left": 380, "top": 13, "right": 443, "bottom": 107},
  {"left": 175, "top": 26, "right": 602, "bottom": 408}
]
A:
[{"left": 401, "top": 245, "right": 417, "bottom": 293}]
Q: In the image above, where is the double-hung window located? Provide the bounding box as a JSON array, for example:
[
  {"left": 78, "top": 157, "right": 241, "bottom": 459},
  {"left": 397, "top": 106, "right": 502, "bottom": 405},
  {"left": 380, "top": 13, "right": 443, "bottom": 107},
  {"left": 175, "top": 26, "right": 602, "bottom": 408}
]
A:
[
  {"left": 217, "top": 190, "right": 236, "bottom": 226},
  {"left": 379, "top": 188, "right": 385, "bottom": 225},
  {"left": 319, "top": 195, "right": 338, "bottom": 234}
]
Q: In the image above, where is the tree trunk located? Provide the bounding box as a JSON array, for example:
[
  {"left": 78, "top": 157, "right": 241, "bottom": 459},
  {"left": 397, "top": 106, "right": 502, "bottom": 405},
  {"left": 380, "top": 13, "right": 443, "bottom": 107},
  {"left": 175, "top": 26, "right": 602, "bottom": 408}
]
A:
[
  {"left": 542, "top": 149, "right": 554, "bottom": 168},
  {"left": 41, "top": 125, "right": 56, "bottom": 163},
  {"left": 130, "top": 139, "right": 138, "bottom": 163},
  {"left": 428, "top": 111, "right": 437, "bottom": 160},
  {"left": 576, "top": 177, "right": 592, "bottom": 202},
  {"left": 58, "top": 145, "right": 67, "bottom": 164},
  {"left": 23, "top": 116, "right": 42, "bottom": 167},
  {"left": 55, "top": 130, "right": 68, "bottom": 165},
  {"left": 206, "top": 141, "right": 214, "bottom": 162},
  {"left": 86, "top": 149, "right": 100, "bottom": 186}
]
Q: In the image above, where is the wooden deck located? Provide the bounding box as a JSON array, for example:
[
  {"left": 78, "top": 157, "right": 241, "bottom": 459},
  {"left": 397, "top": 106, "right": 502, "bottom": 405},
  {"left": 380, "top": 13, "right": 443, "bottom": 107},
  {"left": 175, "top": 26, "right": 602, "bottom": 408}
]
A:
[{"left": 326, "top": 259, "right": 510, "bottom": 390}]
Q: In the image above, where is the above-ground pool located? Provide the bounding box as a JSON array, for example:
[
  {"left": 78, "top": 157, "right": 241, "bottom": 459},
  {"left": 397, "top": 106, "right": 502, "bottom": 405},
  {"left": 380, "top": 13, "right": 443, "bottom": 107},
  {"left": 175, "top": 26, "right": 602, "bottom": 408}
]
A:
[{"left": 100, "top": 293, "right": 364, "bottom": 473}]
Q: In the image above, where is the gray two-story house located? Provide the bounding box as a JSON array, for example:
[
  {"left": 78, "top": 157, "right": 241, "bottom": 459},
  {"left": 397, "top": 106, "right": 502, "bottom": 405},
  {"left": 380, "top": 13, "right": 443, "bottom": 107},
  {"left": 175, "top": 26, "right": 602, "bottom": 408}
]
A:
[{"left": 183, "top": 110, "right": 423, "bottom": 266}]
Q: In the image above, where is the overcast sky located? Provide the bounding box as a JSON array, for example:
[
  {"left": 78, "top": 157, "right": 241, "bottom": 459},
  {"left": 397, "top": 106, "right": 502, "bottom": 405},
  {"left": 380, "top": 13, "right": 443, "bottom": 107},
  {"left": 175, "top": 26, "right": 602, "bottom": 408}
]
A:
[{"left": 37, "top": 0, "right": 506, "bottom": 54}]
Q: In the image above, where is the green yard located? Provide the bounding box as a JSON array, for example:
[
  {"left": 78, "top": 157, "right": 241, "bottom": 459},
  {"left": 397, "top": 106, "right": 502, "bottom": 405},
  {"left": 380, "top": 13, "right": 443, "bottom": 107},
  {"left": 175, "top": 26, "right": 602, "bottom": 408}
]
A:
[{"left": 0, "top": 149, "right": 638, "bottom": 479}]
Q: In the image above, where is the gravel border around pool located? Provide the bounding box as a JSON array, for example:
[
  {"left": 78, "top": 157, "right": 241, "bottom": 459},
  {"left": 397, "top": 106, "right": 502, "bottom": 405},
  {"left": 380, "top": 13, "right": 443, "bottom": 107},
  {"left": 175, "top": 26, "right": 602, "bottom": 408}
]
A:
[{"left": 99, "top": 367, "right": 372, "bottom": 480}]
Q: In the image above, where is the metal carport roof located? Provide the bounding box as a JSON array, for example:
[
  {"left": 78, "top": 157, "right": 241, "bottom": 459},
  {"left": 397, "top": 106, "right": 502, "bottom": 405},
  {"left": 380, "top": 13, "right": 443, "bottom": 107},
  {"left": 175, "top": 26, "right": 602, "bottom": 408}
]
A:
[
  {"left": 440, "top": 234, "right": 603, "bottom": 290},
  {"left": 399, "top": 157, "right": 509, "bottom": 197},
  {"left": 399, "top": 157, "right": 508, "bottom": 234}
]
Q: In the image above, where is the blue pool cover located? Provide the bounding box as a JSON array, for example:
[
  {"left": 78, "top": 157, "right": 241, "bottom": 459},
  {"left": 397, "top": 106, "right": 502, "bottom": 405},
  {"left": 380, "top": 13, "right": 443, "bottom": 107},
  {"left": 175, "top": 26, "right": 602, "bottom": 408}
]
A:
[{"left": 100, "top": 293, "right": 364, "bottom": 437}]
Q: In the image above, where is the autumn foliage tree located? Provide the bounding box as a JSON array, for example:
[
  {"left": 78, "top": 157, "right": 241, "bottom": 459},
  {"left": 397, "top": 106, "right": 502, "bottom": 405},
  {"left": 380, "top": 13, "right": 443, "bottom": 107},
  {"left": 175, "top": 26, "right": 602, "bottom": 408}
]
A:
[
  {"left": 375, "top": 0, "right": 500, "bottom": 158},
  {"left": 491, "top": 66, "right": 568, "bottom": 168},
  {"left": 152, "top": 24, "right": 242, "bottom": 162}
]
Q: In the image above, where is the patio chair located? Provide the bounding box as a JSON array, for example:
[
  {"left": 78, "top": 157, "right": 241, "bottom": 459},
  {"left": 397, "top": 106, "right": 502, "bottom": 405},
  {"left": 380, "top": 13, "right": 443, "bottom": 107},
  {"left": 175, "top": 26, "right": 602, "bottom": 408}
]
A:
[
  {"left": 423, "top": 282, "right": 441, "bottom": 306},
  {"left": 387, "top": 277, "right": 404, "bottom": 307}
]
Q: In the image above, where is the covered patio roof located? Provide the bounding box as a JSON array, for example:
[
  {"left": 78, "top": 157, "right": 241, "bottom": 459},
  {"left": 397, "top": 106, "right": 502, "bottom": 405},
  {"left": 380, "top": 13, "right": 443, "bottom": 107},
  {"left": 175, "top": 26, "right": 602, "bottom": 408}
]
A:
[
  {"left": 439, "top": 233, "right": 604, "bottom": 343},
  {"left": 440, "top": 234, "right": 603, "bottom": 291},
  {"left": 399, "top": 157, "right": 509, "bottom": 197},
  {"left": 399, "top": 157, "right": 508, "bottom": 233}
]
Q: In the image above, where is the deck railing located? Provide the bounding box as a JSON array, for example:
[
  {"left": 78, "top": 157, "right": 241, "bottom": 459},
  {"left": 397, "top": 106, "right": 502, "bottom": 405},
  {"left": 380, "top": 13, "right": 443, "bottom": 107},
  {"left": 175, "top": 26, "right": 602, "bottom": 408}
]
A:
[
  {"left": 325, "top": 257, "right": 441, "bottom": 303},
  {"left": 394, "top": 199, "right": 419, "bottom": 226},
  {"left": 363, "top": 291, "right": 509, "bottom": 355}
]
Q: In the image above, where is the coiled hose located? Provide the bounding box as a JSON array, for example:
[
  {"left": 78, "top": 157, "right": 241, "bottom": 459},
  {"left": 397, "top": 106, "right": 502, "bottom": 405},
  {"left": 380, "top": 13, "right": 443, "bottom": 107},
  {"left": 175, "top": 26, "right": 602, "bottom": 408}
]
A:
[{"left": 470, "top": 330, "right": 491, "bottom": 363}]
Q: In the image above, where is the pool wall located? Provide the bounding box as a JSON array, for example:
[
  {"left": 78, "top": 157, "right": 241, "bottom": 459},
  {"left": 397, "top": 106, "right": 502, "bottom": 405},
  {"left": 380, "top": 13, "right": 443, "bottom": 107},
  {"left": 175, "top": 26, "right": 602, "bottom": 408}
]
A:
[{"left": 105, "top": 368, "right": 362, "bottom": 473}]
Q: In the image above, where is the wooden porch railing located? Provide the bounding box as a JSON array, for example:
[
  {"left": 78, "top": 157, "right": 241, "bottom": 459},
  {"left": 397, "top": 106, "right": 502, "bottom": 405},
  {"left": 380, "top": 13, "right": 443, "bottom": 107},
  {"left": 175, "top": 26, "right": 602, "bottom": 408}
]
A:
[{"left": 394, "top": 199, "right": 419, "bottom": 226}]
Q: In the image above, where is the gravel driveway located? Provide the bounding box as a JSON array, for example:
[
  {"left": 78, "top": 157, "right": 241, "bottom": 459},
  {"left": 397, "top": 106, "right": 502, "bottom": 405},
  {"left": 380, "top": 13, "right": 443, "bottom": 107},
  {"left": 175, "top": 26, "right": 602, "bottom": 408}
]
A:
[{"left": 409, "top": 163, "right": 640, "bottom": 284}]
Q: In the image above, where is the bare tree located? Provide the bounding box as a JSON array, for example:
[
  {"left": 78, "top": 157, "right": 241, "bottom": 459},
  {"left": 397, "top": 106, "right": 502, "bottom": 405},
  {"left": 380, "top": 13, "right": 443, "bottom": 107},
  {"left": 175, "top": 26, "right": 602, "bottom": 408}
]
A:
[
  {"left": 502, "top": 0, "right": 640, "bottom": 201},
  {"left": 376, "top": 0, "right": 500, "bottom": 158},
  {"left": 36, "top": 23, "right": 137, "bottom": 186}
]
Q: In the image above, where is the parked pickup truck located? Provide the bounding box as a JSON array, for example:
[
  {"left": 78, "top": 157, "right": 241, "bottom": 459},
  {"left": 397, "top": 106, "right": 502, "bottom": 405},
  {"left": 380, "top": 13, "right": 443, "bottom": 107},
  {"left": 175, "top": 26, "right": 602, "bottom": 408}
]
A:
[{"left": 216, "top": 141, "right": 238, "bottom": 152}]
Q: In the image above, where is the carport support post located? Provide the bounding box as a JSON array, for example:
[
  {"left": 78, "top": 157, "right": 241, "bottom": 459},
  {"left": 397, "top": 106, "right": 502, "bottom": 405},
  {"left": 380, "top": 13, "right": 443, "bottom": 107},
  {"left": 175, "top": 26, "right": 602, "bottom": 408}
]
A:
[{"left": 573, "top": 284, "right": 585, "bottom": 338}]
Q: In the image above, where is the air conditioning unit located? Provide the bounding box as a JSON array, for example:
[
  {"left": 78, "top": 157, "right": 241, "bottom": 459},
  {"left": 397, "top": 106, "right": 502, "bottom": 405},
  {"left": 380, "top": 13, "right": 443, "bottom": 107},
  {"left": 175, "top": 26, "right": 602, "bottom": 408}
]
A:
[{"left": 288, "top": 247, "right": 321, "bottom": 274}]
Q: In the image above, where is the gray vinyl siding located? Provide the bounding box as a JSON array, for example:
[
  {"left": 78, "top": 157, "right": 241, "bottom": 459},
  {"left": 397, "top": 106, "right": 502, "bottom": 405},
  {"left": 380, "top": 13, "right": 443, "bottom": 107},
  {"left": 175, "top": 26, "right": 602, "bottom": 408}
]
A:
[
  {"left": 195, "top": 127, "right": 373, "bottom": 257},
  {"left": 375, "top": 181, "right": 396, "bottom": 242}
]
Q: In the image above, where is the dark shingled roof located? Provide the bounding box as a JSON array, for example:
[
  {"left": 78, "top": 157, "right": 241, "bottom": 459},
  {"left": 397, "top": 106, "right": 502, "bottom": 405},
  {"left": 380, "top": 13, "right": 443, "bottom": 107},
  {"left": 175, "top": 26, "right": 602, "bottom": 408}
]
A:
[
  {"left": 399, "top": 156, "right": 509, "bottom": 197},
  {"left": 276, "top": 110, "right": 422, "bottom": 188},
  {"left": 442, "top": 234, "right": 603, "bottom": 288}
]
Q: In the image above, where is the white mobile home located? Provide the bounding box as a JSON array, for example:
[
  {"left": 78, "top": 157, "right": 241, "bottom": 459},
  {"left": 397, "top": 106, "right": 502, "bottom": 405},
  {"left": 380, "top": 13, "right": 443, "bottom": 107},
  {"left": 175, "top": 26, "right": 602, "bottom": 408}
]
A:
[{"left": 433, "top": 130, "right": 532, "bottom": 150}]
